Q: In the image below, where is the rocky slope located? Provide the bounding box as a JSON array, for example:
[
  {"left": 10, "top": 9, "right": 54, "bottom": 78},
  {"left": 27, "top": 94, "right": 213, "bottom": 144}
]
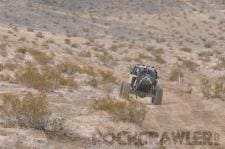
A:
[{"left": 0, "top": 0, "right": 224, "bottom": 148}]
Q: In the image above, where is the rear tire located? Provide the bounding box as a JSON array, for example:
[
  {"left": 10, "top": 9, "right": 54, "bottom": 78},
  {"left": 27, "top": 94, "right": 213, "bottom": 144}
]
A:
[
  {"left": 152, "top": 87, "right": 163, "bottom": 105},
  {"left": 119, "top": 81, "right": 130, "bottom": 99}
]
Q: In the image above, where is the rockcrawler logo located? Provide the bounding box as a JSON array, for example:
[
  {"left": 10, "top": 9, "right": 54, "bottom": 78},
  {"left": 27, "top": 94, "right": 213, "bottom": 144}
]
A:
[{"left": 92, "top": 130, "right": 220, "bottom": 146}]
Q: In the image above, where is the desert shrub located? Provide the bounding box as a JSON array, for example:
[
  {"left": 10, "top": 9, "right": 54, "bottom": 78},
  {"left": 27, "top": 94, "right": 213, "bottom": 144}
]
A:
[
  {"left": 145, "top": 46, "right": 155, "bottom": 51},
  {"left": 151, "top": 48, "right": 165, "bottom": 64},
  {"left": 4, "top": 61, "right": 17, "bottom": 71},
  {"left": 198, "top": 51, "right": 213, "bottom": 62},
  {"left": 97, "top": 51, "right": 117, "bottom": 66},
  {"left": 82, "top": 66, "right": 98, "bottom": 77},
  {"left": 93, "top": 97, "right": 146, "bottom": 124},
  {"left": 78, "top": 51, "right": 91, "bottom": 57},
  {"left": 201, "top": 78, "right": 225, "bottom": 99},
  {"left": 57, "top": 61, "right": 81, "bottom": 75},
  {"left": 138, "top": 53, "right": 152, "bottom": 60},
  {"left": 178, "top": 58, "right": 199, "bottom": 72},
  {"left": 16, "top": 47, "right": 27, "bottom": 54},
  {"left": 204, "top": 41, "right": 214, "bottom": 48},
  {"left": 36, "top": 32, "right": 44, "bottom": 38},
  {"left": 98, "top": 70, "right": 117, "bottom": 84},
  {"left": 0, "top": 63, "right": 3, "bottom": 71},
  {"left": 0, "top": 92, "right": 50, "bottom": 129},
  {"left": 169, "top": 69, "right": 183, "bottom": 81},
  {"left": 58, "top": 76, "right": 79, "bottom": 88},
  {"left": 0, "top": 74, "right": 10, "bottom": 81},
  {"left": 28, "top": 49, "right": 52, "bottom": 65},
  {"left": 57, "top": 61, "right": 98, "bottom": 78},
  {"left": 154, "top": 55, "right": 165, "bottom": 64},
  {"left": 214, "top": 57, "right": 225, "bottom": 70},
  {"left": 198, "top": 51, "right": 213, "bottom": 57},
  {"left": 88, "top": 77, "right": 98, "bottom": 87},
  {"left": 17, "top": 65, "right": 78, "bottom": 91},
  {"left": 18, "top": 37, "right": 26, "bottom": 42},
  {"left": 64, "top": 39, "right": 71, "bottom": 45},
  {"left": 26, "top": 27, "right": 34, "bottom": 32},
  {"left": 71, "top": 43, "right": 79, "bottom": 48},
  {"left": 180, "top": 47, "right": 192, "bottom": 52},
  {"left": 46, "top": 39, "right": 55, "bottom": 44}
]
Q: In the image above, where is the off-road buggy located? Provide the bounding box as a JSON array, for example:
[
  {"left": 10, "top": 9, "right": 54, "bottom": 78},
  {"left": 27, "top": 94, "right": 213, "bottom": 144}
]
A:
[{"left": 119, "top": 64, "right": 163, "bottom": 105}]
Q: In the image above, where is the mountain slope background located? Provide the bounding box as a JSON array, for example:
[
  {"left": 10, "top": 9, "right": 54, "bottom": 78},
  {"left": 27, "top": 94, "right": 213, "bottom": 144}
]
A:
[{"left": 0, "top": 0, "right": 224, "bottom": 148}]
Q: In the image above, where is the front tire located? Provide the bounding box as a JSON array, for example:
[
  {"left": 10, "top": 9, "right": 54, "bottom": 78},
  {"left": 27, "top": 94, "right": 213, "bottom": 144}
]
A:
[{"left": 152, "top": 87, "right": 163, "bottom": 105}]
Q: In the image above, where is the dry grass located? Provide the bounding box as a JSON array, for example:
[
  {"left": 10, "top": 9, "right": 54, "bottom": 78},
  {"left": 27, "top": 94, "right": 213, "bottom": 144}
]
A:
[
  {"left": 0, "top": 63, "right": 3, "bottom": 71},
  {"left": 97, "top": 51, "right": 117, "bottom": 66},
  {"left": 151, "top": 48, "right": 165, "bottom": 64},
  {"left": 0, "top": 92, "right": 50, "bottom": 129},
  {"left": 0, "top": 74, "right": 10, "bottom": 81},
  {"left": 178, "top": 58, "right": 199, "bottom": 72},
  {"left": 78, "top": 51, "right": 91, "bottom": 57},
  {"left": 93, "top": 96, "right": 146, "bottom": 124},
  {"left": 28, "top": 49, "right": 53, "bottom": 65},
  {"left": 201, "top": 78, "right": 225, "bottom": 99},
  {"left": 180, "top": 47, "right": 192, "bottom": 52},
  {"left": 17, "top": 65, "right": 78, "bottom": 91},
  {"left": 57, "top": 60, "right": 99, "bottom": 77},
  {"left": 64, "top": 38, "right": 71, "bottom": 45},
  {"left": 214, "top": 57, "right": 225, "bottom": 70},
  {"left": 98, "top": 70, "right": 117, "bottom": 84},
  {"left": 57, "top": 61, "right": 81, "bottom": 75},
  {"left": 198, "top": 51, "right": 213, "bottom": 62},
  {"left": 36, "top": 32, "right": 44, "bottom": 38},
  {"left": 16, "top": 47, "right": 27, "bottom": 54},
  {"left": 88, "top": 77, "right": 98, "bottom": 87}
]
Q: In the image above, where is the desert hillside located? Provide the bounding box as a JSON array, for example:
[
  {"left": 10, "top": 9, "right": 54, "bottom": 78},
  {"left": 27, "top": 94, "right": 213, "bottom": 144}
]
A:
[{"left": 0, "top": 0, "right": 224, "bottom": 148}]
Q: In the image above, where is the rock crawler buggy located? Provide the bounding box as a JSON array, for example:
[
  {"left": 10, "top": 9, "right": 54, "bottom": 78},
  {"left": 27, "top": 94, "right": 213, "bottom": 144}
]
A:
[{"left": 119, "top": 64, "right": 163, "bottom": 105}]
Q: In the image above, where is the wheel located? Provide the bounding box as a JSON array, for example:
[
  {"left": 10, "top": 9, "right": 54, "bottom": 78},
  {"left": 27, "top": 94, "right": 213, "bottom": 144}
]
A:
[
  {"left": 119, "top": 81, "right": 130, "bottom": 99},
  {"left": 152, "top": 87, "right": 163, "bottom": 105}
]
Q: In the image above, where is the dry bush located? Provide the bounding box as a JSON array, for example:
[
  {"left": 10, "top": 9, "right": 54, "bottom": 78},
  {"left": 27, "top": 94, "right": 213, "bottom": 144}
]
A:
[
  {"left": 0, "top": 63, "right": 3, "bottom": 71},
  {"left": 17, "top": 65, "right": 78, "bottom": 91},
  {"left": 97, "top": 51, "right": 117, "bottom": 66},
  {"left": 138, "top": 53, "right": 153, "bottom": 60},
  {"left": 71, "top": 43, "right": 79, "bottom": 48},
  {"left": 16, "top": 47, "right": 27, "bottom": 54},
  {"left": 204, "top": 41, "right": 214, "bottom": 48},
  {"left": 88, "top": 77, "right": 98, "bottom": 87},
  {"left": 169, "top": 69, "right": 183, "bottom": 81},
  {"left": 36, "top": 32, "right": 44, "bottom": 38},
  {"left": 198, "top": 51, "right": 213, "bottom": 61},
  {"left": 57, "top": 61, "right": 81, "bottom": 75},
  {"left": 26, "top": 27, "right": 34, "bottom": 32},
  {"left": 28, "top": 49, "right": 52, "bottom": 65},
  {"left": 4, "top": 61, "right": 17, "bottom": 71},
  {"left": 0, "top": 74, "right": 10, "bottom": 81},
  {"left": 180, "top": 47, "right": 192, "bottom": 52},
  {"left": 78, "top": 51, "right": 91, "bottom": 57},
  {"left": 18, "top": 37, "right": 26, "bottom": 42},
  {"left": 214, "top": 57, "right": 225, "bottom": 70},
  {"left": 64, "top": 39, "right": 71, "bottom": 45},
  {"left": 178, "top": 58, "right": 199, "bottom": 72},
  {"left": 57, "top": 61, "right": 98, "bottom": 77},
  {"left": 0, "top": 92, "right": 50, "bottom": 129},
  {"left": 93, "top": 96, "right": 146, "bottom": 124},
  {"left": 145, "top": 46, "right": 155, "bottom": 51},
  {"left": 98, "top": 70, "right": 117, "bottom": 84},
  {"left": 154, "top": 55, "right": 165, "bottom": 64},
  {"left": 82, "top": 66, "right": 98, "bottom": 77},
  {"left": 46, "top": 39, "right": 55, "bottom": 44},
  {"left": 201, "top": 78, "right": 225, "bottom": 99},
  {"left": 151, "top": 48, "right": 165, "bottom": 64}
]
